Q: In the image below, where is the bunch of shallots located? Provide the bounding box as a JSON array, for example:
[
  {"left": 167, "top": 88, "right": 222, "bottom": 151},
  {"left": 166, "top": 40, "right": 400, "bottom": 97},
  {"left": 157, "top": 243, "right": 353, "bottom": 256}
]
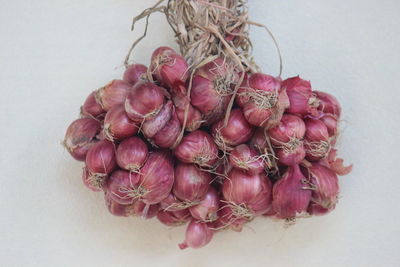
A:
[{"left": 64, "top": 46, "right": 351, "bottom": 249}]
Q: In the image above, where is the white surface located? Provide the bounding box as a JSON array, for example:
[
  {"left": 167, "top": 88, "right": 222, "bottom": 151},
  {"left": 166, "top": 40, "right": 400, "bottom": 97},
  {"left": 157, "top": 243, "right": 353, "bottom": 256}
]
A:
[{"left": 1, "top": 0, "right": 399, "bottom": 266}]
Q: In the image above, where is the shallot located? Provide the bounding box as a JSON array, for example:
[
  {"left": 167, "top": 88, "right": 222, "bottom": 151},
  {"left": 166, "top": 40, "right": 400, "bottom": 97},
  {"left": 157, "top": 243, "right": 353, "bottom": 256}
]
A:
[
  {"left": 64, "top": 117, "right": 101, "bottom": 161},
  {"left": 96, "top": 80, "right": 131, "bottom": 111},
  {"left": 125, "top": 82, "right": 165, "bottom": 123},
  {"left": 179, "top": 220, "right": 214, "bottom": 250},
  {"left": 174, "top": 130, "right": 218, "bottom": 167},
  {"left": 116, "top": 137, "right": 148, "bottom": 172}
]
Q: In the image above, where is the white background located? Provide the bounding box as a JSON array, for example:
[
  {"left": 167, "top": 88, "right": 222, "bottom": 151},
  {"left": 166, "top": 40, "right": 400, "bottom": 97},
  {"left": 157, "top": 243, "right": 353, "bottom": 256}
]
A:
[{"left": 1, "top": 0, "right": 399, "bottom": 266}]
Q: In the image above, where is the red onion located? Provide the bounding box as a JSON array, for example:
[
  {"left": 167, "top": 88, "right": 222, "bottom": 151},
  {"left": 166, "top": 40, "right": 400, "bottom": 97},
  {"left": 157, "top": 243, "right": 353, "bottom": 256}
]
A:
[
  {"left": 222, "top": 169, "right": 272, "bottom": 220},
  {"left": 64, "top": 118, "right": 101, "bottom": 161},
  {"left": 160, "top": 193, "right": 187, "bottom": 211},
  {"left": 171, "top": 84, "right": 203, "bottom": 132},
  {"left": 157, "top": 209, "right": 191, "bottom": 226},
  {"left": 170, "top": 83, "right": 203, "bottom": 131},
  {"left": 116, "top": 137, "right": 148, "bottom": 172},
  {"left": 153, "top": 109, "right": 182, "bottom": 148},
  {"left": 105, "top": 192, "right": 135, "bottom": 217},
  {"left": 176, "top": 105, "right": 203, "bottom": 132},
  {"left": 191, "top": 58, "right": 235, "bottom": 123},
  {"left": 82, "top": 91, "right": 105, "bottom": 118},
  {"left": 307, "top": 202, "right": 333, "bottom": 216},
  {"left": 272, "top": 164, "right": 312, "bottom": 219},
  {"left": 174, "top": 130, "right": 219, "bottom": 167},
  {"left": 179, "top": 220, "right": 214, "bottom": 250},
  {"left": 315, "top": 91, "right": 341, "bottom": 118},
  {"left": 125, "top": 82, "right": 165, "bottom": 123},
  {"left": 123, "top": 64, "right": 148, "bottom": 85},
  {"left": 268, "top": 114, "right": 306, "bottom": 165},
  {"left": 268, "top": 114, "right": 306, "bottom": 145},
  {"left": 103, "top": 105, "right": 138, "bottom": 141},
  {"left": 212, "top": 108, "right": 254, "bottom": 150},
  {"left": 86, "top": 140, "right": 116, "bottom": 174},
  {"left": 237, "top": 73, "right": 282, "bottom": 127},
  {"left": 304, "top": 118, "right": 330, "bottom": 161},
  {"left": 135, "top": 151, "right": 175, "bottom": 205},
  {"left": 307, "top": 163, "right": 339, "bottom": 210},
  {"left": 189, "top": 187, "right": 219, "bottom": 222},
  {"left": 282, "top": 76, "right": 319, "bottom": 115},
  {"left": 215, "top": 205, "right": 247, "bottom": 232},
  {"left": 320, "top": 114, "right": 338, "bottom": 140},
  {"left": 106, "top": 170, "right": 140, "bottom": 205},
  {"left": 85, "top": 140, "right": 116, "bottom": 189},
  {"left": 142, "top": 100, "right": 172, "bottom": 139},
  {"left": 96, "top": 80, "right": 131, "bottom": 111},
  {"left": 82, "top": 167, "right": 102, "bottom": 192},
  {"left": 276, "top": 144, "right": 306, "bottom": 166},
  {"left": 150, "top": 46, "right": 189, "bottom": 88},
  {"left": 229, "top": 144, "right": 265, "bottom": 174},
  {"left": 173, "top": 163, "right": 211, "bottom": 205},
  {"left": 262, "top": 208, "right": 277, "bottom": 217}
]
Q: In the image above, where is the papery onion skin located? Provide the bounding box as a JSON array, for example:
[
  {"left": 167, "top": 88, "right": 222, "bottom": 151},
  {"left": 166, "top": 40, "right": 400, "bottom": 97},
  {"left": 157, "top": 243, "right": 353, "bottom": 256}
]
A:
[
  {"left": 190, "top": 58, "right": 234, "bottom": 123},
  {"left": 191, "top": 75, "right": 228, "bottom": 122},
  {"left": 170, "top": 83, "right": 203, "bottom": 131},
  {"left": 179, "top": 220, "right": 214, "bottom": 250},
  {"left": 326, "top": 149, "right": 353, "bottom": 176},
  {"left": 137, "top": 151, "right": 175, "bottom": 205},
  {"left": 103, "top": 105, "right": 138, "bottom": 141},
  {"left": 82, "top": 91, "right": 105, "bottom": 118},
  {"left": 157, "top": 209, "right": 191, "bottom": 226},
  {"left": 153, "top": 109, "right": 182, "bottom": 148},
  {"left": 283, "top": 76, "right": 317, "bottom": 115},
  {"left": 315, "top": 91, "right": 341, "bottom": 118},
  {"left": 82, "top": 167, "right": 102, "bottom": 192},
  {"left": 276, "top": 144, "right": 306, "bottom": 166},
  {"left": 249, "top": 128, "right": 269, "bottom": 153},
  {"left": 132, "top": 201, "right": 159, "bottom": 219},
  {"left": 142, "top": 100, "right": 173, "bottom": 139},
  {"left": 105, "top": 192, "right": 135, "bottom": 217},
  {"left": 125, "top": 82, "right": 165, "bottom": 123},
  {"left": 189, "top": 187, "right": 219, "bottom": 222},
  {"left": 268, "top": 114, "right": 306, "bottom": 145},
  {"left": 307, "top": 202, "right": 333, "bottom": 216},
  {"left": 211, "top": 108, "right": 254, "bottom": 149},
  {"left": 175, "top": 105, "right": 203, "bottom": 132},
  {"left": 238, "top": 73, "right": 282, "bottom": 127},
  {"left": 237, "top": 73, "right": 280, "bottom": 106},
  {"left": 272, "top": 164, "right": 311, "bottom": 219},
  {"left": 320, "top": 114, "right": 338, "bottom": 140},
  {"left": 174, "top": 130, "right": 219, "bottom": 167},
  {"left": 242, "top": 102, "right": 273, "bottom": 127},
  {"left": 222, "top": 169, "right": 272, "bottom": 218},
  {"left": 96, "top": 80, "right": 132, "bottom": 111},
  {"left": 159, "top": 193, "right": 186, "bottom": 212},
  {"left": 307, "top": 163, "right": 339, "bottom": 210},
  {"left": 85, "top": 140, "right": 116, "bottom": 175},
  {"left": 116, "top": 137, "right": 148, "bottom": 172},
  {"left": 173, "top": 163, "right": 211, "bottom": 203},
  {"left": 64, "top": 117, "right": 101, "bottom": 161},
  {"left": 106, "top": 170, "right": 140, "bottom": 205},
  {"left": 229, "top": 144, "right": 265, "bottom": 174},
  {"left": 150, "top": 46, "right": 189, "bottom": 88},
  {"left": 215, "top": 205, "right": 247, "bottom": 232},
  {"left": 123, "top": 64, "right": 148, "bottom": 85},
  {"left": 214, "top": 161, "right": 232, "bottom": 185},
  {"left": 304, "top": 118, "right": 330, "bottom": 161}
]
